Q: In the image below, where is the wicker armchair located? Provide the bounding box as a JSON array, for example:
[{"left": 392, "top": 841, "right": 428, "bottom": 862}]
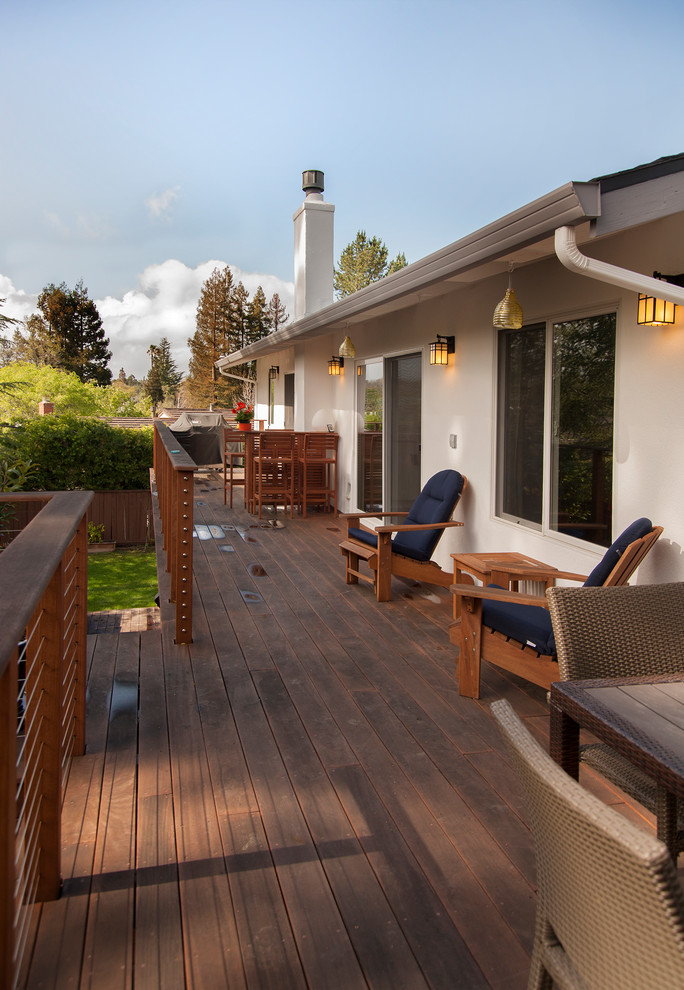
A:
[
  {"left": 491, "top": 698, "right": 684, "bottom": 990},
  {"left": 547, "top": 581, "right": 684, "bottom": 856}
]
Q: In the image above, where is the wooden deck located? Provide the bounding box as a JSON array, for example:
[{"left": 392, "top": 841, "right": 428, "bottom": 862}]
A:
[{"left": 19, "top": 469, "right": 656, "bottom": 989}]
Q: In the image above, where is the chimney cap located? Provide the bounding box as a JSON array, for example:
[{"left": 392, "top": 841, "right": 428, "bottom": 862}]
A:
[{"left": 302, "top": 169, "right": 324, "bottom": 194}]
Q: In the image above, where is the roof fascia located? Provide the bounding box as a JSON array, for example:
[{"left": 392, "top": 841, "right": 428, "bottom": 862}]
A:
[{"left": 216, "top": 179, "right": 600, "bottom": 370}]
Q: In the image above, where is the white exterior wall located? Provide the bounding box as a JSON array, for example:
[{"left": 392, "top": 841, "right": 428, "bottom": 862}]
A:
[{"left": 285, "top": 211, "right": 684, "bottom": 584}]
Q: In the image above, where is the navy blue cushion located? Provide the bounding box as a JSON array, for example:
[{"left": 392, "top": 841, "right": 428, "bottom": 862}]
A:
[
  {"left": 582, "top": 517, "right": 652, "bottom": 587},
  {"left": 482, "top": 587, "right": 556, "bottom": 655},
  {"left": 349, "top": 470, "right": 465, "bottom": 563}
]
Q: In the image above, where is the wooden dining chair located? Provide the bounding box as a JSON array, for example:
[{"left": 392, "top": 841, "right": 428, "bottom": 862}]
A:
[
  {"left": 222, "top": 428, "right": 247, "bottom": 507},
  {"left": 491, "top": 698, "right": 684, "bottom": 990},
  {"left": 298, "top": 432, "right": 338, "bottom": 517},
  {"left": 253, "top": 432, "right": 296, "bottom": 518}
]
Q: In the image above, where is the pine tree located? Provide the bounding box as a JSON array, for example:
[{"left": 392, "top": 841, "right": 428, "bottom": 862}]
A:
[
  {"left": 144, "top": 337, "right": 183, "bottom": 411},
  {"left": 246, "top": 286, "right": 270, "bottom": 346},
  {"left": 186, "top": 267, "right": 240, "bottom": 408},
  {"left": 36, "top": 280, "right": 112, "bottom": 384},
  {"left": 266, "top": 292, "right": 288, "bottom": 333},
  {"left": 333, "top": 231, "right": 407, "bottom": 298}
]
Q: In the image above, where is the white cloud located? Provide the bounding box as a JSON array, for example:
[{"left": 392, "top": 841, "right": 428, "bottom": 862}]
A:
[
  {"left": 145, "top": 187, "right": 180, "bottom": 221},
  {"left": 98, "top": 260, "right": 294, "bottom": 379},
  {"left": 1, "top": 263, "right": 295, "bottom": 381},
  {"left": 0, "top": 276, "right": 38, "bottom": 323}
]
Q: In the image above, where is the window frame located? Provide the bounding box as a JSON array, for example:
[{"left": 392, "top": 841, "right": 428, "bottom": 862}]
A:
[{"left": 495, "top": 307, "right": 617, "bottom": 549}]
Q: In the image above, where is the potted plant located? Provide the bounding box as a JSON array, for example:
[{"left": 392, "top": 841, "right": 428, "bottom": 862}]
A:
[
  {"left": 87, "top": 521, "right": 116, "bottom": 553},
  {"left": 232, "top": 401, "right": 254, "bottom": 431}
]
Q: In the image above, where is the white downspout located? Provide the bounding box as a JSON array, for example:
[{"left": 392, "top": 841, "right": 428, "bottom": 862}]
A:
[{"left": 555, "top": 226, "right": 684, "bottom": 307}]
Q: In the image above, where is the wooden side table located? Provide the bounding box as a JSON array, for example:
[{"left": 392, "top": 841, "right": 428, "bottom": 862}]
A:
[{"left": 450, "top": 551, "right": 560, "bottom": 621}]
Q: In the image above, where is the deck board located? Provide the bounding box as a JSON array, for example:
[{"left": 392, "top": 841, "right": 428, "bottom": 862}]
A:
[{"left": 21, "top": 469, "right": 575, "bottom": 989}]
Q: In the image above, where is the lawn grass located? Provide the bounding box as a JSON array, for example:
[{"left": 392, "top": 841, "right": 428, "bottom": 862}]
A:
[{"left": 88, "top": 548, "right": 159, "bottom": 611}]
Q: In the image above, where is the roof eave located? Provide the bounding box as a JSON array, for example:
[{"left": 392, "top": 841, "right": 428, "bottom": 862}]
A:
[{"left": 216, "top": 179, "right": 600, "bottom": 370}]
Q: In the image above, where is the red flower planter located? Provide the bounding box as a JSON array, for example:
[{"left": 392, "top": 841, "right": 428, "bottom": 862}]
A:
[{"left": 237, "top": 421, "right": 252, "bottom": 431}]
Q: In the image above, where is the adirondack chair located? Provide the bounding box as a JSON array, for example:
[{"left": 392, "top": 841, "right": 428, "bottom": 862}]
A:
[
  {"left": 451, "top": 518, "right": 662, "bottom": 698},
  {"left": 339, "top": 469, "right": 466, "bottom": 602},
  {"left": 491, "top": 699, "right": 684, "bottom": 990}
]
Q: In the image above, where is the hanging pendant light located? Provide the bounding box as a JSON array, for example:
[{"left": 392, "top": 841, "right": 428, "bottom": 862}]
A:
[
  {"left": 493, "top": 264, "right": 524, "bottom": 330},
  {"left": 339, "top": 335, "right": 356, "bottom": 358}
]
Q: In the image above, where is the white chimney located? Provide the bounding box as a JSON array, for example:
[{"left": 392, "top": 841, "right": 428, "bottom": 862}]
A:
[{"left": 293, "top": 170, "right": 334, "bottom": 320}]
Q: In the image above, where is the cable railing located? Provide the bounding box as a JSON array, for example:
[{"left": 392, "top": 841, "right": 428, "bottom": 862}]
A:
[
  {"left": 0, "top": 490, "right": 92, "bottom": 990},
  {"left": 153, "top": 422, "right": 196, "bottom": 645}
]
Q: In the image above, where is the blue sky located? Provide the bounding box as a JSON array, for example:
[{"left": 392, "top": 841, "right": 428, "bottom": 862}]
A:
[{"left": 2, "top": 0, "right": 684, "bottom": 379}]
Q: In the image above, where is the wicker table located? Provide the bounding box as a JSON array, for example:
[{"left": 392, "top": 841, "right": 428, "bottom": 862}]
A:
[{"left": 550, "top": 674, "right": 684, "bottom": 857}]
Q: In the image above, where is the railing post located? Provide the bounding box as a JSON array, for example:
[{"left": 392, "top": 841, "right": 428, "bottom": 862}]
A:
[
  {"left": 32, "top": 564, "right": 65, "bottom": 902},
  {"left": 73, "top": 516, "right": 88, "bottom": 755},
  {"left": 175, "top": 469, "right": 194, "bottom": 645},
  {"left": 0, "top": 651, "right": 17, "bottom": 990},
  {"left": 153, "top": 424, "right": 196, "bottom": 644}
]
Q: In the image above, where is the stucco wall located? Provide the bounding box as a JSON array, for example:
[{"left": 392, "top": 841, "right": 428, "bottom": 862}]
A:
[
  {"left": 251, "top": 211, "right": 684, "bottom": 585},
  {"left": 310, "top": 212, "right": 684, "bottom": 583}
]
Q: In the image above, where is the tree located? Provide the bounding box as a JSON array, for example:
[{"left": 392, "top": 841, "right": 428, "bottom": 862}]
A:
[
  {"left": 144, "top": 337, "right": 183, "bottom": 412},
  {"left": 36, "top": 280, "right": 112, "bottom": 385},
  {"left": 266, "top": 292, "right": 288, "bottom": 333},
  {"left": 246, "top": 286, "right": 270, "bottom": 346},
  {"left": 333, "top": 231, "right": 407, "bottom": 298},
  {"left": 0, "top": 362, "right": 151, "bottom": 422},
  {"left": 7, "top": 314, "right": 61, "bottom": 367},
  {"left": 185, "top": 266, "right": 240, "bottom": 408}
]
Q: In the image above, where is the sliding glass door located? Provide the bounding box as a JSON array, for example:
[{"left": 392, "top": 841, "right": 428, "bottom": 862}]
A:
[{"left": 356, "top": 352, "right": 421, "bottom": 512}]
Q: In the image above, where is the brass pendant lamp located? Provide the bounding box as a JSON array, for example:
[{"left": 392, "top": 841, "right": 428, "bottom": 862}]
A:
[{"left": 493, "top": 264, "right": 524, "bottom": 330}]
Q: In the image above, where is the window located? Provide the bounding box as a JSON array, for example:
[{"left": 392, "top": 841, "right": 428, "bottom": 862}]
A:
[{"left": 497, "top": 312, "right": 616, "bottom": 547}]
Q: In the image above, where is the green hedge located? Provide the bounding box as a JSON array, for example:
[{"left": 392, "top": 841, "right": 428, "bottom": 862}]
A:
[{"left": 2, "top": 415, "right": 153, "bottom": 491}]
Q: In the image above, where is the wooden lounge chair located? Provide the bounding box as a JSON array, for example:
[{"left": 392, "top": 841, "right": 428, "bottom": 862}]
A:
[
  {"left": 451, "top": 518, "right": 662, "bottom": 698},
  {"left": 491, "top": 698, "right": 684, "bottom": 990},
  {"left": 340, "top": 470, "right": 466, "bottom": 602},
  {"left": 547, "top": 581, "right": 684, "bottom": 857}
]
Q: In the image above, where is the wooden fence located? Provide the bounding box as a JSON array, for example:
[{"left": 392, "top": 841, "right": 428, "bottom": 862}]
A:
[
  {"left": 153, "top": 422, "right": 196, "bottom": 645},
  {"left": 0, "top": 490, "right": 92, "bottom": 990},
  {"left": 3, "top": 490, "right": 152, "bottom": 547}
]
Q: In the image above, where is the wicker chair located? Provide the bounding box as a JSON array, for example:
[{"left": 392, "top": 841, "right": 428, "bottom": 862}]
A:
[
  {"left": 547, "top": 581, "right": 684, "bottom": 856},
  {"left": 491, "top": 698, "right": 684, "bottom": 990}
]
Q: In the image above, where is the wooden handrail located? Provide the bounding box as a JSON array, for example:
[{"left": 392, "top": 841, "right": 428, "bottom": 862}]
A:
[
  {"left": 153, "top": 423, "right": 196, "bottom": 645},
  {"left": 0, "top": 490, "right": 92, "bottom": 990}
]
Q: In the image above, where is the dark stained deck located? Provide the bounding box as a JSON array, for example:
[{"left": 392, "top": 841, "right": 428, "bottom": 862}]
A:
[{"left": 20, "top": 469, "right": 657, "bottom": 989}]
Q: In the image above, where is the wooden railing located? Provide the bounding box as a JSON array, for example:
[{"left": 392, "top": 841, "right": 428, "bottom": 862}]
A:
[
  {"left": 0, "top": 490, "right": 92, "bottom": 990},
  {"left": 153, "top": 423, "right": 196, "bottom": 645}
]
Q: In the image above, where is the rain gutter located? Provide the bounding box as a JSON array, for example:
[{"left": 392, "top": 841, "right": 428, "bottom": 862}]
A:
[
  {"left": 554, "top": 225, "right": 684, "bottom": 306},
  {"left": 217, "top": 180, "right": 601, "bottom": 371}
]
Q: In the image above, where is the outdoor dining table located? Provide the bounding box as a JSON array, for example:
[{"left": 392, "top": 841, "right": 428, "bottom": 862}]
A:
[{"left": 550, "top": 674, "right": 684, "bottom": 858}]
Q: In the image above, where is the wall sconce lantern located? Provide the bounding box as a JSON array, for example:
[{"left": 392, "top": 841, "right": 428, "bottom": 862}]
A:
[
  {"left": 268, "top": 365, "right": 279, "bottom": 380},
  {"left": 636, "top": 272, "right": 684, "bottom": 326},
  {"left": 493, "top": 264, "right": 524, "bottom": 330},
  {"left": 429, "top": 334, "right": 455, "bottom": 366},
  {"left": 328, "top": 355, "right": 344, "bottom": 376}
]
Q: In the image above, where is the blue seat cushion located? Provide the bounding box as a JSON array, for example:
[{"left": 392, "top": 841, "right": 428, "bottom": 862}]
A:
[
  {"left": 482, "top": 587, "right": 556, "bottom": 656},
  {"left": 582, "top": 517, "right": 652, "bottom": 587},
  {"left": 348, "top": 470, "right": 465, "bottom": 563}
]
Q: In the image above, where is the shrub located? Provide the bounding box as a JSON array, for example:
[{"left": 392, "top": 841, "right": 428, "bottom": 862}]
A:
[{"left": 1, "top": 415, "right": 153, "bottom": 491}]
